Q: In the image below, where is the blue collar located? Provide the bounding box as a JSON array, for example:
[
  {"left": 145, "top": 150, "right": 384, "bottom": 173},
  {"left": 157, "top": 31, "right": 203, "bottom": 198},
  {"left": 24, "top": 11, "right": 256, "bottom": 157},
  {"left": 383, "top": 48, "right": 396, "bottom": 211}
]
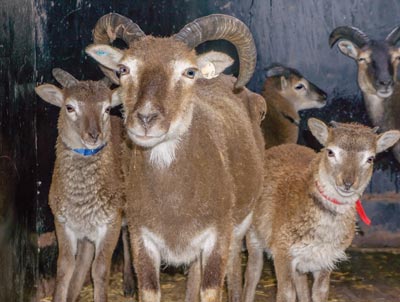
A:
[{"left": 72, "top": 143, "right": 107, "bottom": 156}]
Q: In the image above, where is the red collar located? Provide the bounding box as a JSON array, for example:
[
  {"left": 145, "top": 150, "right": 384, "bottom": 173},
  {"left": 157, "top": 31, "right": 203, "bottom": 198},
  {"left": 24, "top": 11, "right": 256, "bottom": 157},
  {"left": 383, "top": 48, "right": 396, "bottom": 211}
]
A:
[{"left": 315, "top": 181, "right": 371, "bottom": 225}]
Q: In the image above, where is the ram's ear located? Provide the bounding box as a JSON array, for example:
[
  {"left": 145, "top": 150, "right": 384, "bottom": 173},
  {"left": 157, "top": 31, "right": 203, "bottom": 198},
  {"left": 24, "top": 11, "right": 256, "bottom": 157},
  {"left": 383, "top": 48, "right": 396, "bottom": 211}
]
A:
[
  {"left": 197, "top": 51, "right": 234, "bottom": 79},
  {"left": 376, "top": 130, "right": 400, "bottom": 153},
  {"left": 35, "top": 84, "right": 64, "bottom": 107},
  {"left": 85, "top": 44, "right": 124, "bottom": 71},
  {"left": 337, "top": 40, "right": 360, "bottom": 60},
  {"left": 308, "top": 118, "right": 330, "bottom": 146}
]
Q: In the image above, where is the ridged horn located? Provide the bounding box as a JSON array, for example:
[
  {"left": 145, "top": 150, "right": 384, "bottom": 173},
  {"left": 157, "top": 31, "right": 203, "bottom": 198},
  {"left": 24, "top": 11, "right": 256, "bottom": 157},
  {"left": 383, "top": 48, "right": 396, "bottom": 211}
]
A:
[
  {"left": 92, "top": 13, "right": 146, "bottom": 83},
  {"left": 174, "top": 14, "right": 257, "bottom": 89},
  {"left": 329, "top": 26, "right": 370, "bottom": 48},
  {"left": 385, "top": 26, "right": 400, "bottom": 45},
  {"left": 52, "top": 68, "right": 78, "bottom": 88}
]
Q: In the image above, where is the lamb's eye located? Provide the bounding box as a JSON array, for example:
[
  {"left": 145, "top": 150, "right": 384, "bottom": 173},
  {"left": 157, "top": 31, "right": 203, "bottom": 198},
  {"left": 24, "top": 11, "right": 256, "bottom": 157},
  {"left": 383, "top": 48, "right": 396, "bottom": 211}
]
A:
[
  {"left": 118, "top": 65, "right": 130, "bottom": 76},
  {"left": 66, "top": 104, "right": 75, "bottom": 113},
  {"left": 327, "top": 149, "right": 335, "bottom": 158},
  {"left": 295, "top": 83, "right": 305, "bottom": 90},
  {"left": 105, "top": 106, "right": 112, "bottom": 114},
  {"left": 366, "top": 156, "right": 375, "bottom": 164},
  {"left": 358, "top": 57, "right": 366, "bottom": 62},
  {"left": 183, "top": 68, "right": 197, "bottom": 79}
]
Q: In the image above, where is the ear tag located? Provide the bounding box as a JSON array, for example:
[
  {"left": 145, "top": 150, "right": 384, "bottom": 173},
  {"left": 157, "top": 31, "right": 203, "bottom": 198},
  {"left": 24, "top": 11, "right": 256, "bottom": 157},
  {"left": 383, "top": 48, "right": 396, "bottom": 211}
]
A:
[
  {"left": 346, "top": 45, "right": 352, "bottom": 50},
  {"left": 201, "top": 62, "right": 217, "bottom": 79},
  {"left": 96, "top": 50, "right": 108, "bottom": 56}
]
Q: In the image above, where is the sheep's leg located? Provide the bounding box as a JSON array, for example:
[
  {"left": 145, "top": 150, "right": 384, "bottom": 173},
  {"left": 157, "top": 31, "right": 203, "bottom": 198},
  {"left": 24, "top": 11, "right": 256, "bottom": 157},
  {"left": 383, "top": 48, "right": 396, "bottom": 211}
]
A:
[
  {"left": 311, "top": 270, "right": 330, "bottom": 302},
  {"left": 293, "top": 270, "right": 311, "bottom": 302},
  {"left": 131, "top": 229, "right": 161, "bottom": 302},
  {"left": 91, "top": 220, "right": 121, "bottom": 302},
  {"left": 200, "top": 238, "right": 229, "bottom": 302},
  {"left": 121, "top": 225, "right": 136, "bottom": 297},
  {"left": 67, "top": 239, "right": 95, "bottom": 302},
  {"left": 242, "top": 228, "right": 264, "bottom": 302},
  {"left": 226, "top": 237, "right": 243, "bottom": 302},
  {"left": 274, "top": 253, "right": 296, "bottom": 302},
  {"left": 53, "top": 221, "right": 77, "bottom": 302},
  {"left": 185, "top": 259, "right": 201, "bottom": 302}
]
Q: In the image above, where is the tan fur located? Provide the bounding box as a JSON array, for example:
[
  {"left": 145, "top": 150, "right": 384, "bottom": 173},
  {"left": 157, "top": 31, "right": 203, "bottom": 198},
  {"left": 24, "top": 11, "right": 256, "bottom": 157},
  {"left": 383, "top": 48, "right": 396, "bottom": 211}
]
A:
[
  {"left": 261, "top": 70, "right": 326, "bottom": 148},
  {"left": 88, "top": 35, "right": 264, "bottom": 302},
  {"left": 35, "top": 79, "right": 125, "bottom": 302},
  {"left": 242, "top": 120, "right": 400, "bottom": 302}
]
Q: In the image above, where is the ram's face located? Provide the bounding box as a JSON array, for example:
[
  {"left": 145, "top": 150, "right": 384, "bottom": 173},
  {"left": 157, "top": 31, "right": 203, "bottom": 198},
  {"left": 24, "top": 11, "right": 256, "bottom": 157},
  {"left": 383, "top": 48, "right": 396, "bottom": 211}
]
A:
[
  {"left": 86, "top": 37, "right": 234, "bottom": 148},
  {"left": 112, "top": 38, "right": 198, "bottom": 148}
]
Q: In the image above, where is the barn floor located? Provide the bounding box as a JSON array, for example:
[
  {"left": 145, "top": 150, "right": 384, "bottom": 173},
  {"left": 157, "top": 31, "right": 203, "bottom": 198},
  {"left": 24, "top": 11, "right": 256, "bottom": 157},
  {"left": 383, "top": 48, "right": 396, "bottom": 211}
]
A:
[{"left": 40, "top": 250, "right": 400, "bottom": 302}]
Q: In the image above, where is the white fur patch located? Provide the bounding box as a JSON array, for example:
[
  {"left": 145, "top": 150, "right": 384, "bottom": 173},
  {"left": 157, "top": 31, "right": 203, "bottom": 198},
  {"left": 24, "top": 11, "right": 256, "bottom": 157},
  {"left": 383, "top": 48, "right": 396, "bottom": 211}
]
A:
[
  {"left": 148, "top": 103, "right": 194, "bottom": 169},
  {"left": 170, "top": 60, "right": 194, "bottom": 85},
  {"left": 121, "top": 58, "right": 140, "bottom": 78},
  {"left": 233, "top": 212, "right": 253, "bottom": 240},
  {"left": 141, "top": 227, "right": 217, "bottom": 266},
  {"left": 65, "top": 225, "right": 78, "bottom": 255},
  {"left": 290, "top": 210, "right": 348, "bottom": 273},
  {"left": 95, "top": 225, "right": 108, "bottom": 252},
  {"left": 149, "top": 138, "right": 181, "bottom": 169},
  {"left": 364, "top": 93, "right": 384, "bottom": 124}
]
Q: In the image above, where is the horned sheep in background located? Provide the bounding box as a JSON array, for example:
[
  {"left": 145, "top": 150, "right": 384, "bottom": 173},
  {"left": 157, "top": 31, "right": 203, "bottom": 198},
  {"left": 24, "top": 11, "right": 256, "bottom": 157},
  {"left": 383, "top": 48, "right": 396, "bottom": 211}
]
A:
[
  {"left": 242, "top": 118, "right": 400, "bottom": 302},
  {"left": 86, "top": 13, "right": 264, "bottom": 302},
  {"left": 261, "top": 65, "right": 327, "bottom": 148},
  {"left": 329, "top": 25, "right": 400, "bottom": 162},
  {"left": 35, "top": 69, "right": 128, "bottom": 302}
]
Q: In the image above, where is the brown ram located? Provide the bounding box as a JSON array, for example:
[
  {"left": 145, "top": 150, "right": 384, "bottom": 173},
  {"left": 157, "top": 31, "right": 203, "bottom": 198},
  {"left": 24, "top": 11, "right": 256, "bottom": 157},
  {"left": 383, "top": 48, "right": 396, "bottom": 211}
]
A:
[{"left": 86, "top": 13, "right": 264, "bottom": 302}]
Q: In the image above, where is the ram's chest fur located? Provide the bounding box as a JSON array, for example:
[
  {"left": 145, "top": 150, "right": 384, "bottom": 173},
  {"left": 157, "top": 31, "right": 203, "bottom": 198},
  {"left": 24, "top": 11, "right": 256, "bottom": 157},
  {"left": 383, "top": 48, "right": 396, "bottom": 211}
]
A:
[
  {"left": 51, "top": 148, "right": 120, "bottom": 241},
  {"left": 289, "top": 205, "right": 355, "bottom": 273}
]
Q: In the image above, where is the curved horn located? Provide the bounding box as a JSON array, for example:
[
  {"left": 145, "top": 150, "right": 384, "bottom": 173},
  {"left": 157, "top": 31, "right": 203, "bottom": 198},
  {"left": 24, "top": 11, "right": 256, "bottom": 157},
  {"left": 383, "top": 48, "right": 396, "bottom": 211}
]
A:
[
  {"left": 52, "top": 68, "right": 79, "bottom": 88},
  {"left": 329, "top": 26, "right": 370, "bottom": 48},
  {"left": 174, "top": 14, "right": 257, "bottom": 89},
  {"left": 92, "top": 13, "right": 146, "bottom": 83},
  {"left": 264, "top": 65, "right": 289, "bottom": 78},
  {"left": 385, "top": 25, "right": 400, "bottom": 45}
]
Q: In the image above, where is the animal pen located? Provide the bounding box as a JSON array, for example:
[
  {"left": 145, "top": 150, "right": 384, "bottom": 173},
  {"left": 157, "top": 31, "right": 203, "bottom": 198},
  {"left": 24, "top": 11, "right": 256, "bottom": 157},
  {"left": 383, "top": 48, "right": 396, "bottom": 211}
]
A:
[{"left": 1, "top": 0, "right": 400, "bottom": 301}]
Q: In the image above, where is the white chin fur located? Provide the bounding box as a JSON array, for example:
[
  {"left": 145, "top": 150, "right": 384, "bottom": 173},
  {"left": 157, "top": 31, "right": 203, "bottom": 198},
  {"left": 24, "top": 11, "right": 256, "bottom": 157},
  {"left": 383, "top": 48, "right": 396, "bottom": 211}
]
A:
[{"left": 377, "top": 89, "right": 393, "bottom": 98}]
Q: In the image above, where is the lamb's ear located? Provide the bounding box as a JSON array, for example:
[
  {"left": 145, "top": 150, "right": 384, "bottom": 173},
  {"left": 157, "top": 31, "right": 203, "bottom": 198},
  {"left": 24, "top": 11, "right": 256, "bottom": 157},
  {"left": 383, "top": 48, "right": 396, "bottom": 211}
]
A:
[
  {"left": 85, "top": 44, "right": 124, "bottom": 71},
  {"left": 197, "top": 51, "right": 234, "bottom": 79},
  {"left": 35, "top": 84, "right": 64, "bottom": 107},
  {"left": 308, "top": 118, "right": 329, "bottom": 146},
  {"left": 337, "top": 40, "right": 360, "bottom": 60},
  {"left": 111, "top": 89, "right": 122, "bottom": 107},
  {"left": 376, "top": 130, "right": 400, "bottom": 153}
]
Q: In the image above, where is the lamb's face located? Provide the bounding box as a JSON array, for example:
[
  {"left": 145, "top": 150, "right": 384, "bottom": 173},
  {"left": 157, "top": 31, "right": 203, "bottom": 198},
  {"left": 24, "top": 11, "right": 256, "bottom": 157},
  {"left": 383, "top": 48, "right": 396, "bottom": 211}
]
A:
[
  {"left": 35, "top": 81, "right": 117, "bottom": 149},
  {"left": 309, "top": 118, "right": 400, "bottom": 201},
  {"left": 61, "top": 83, "right": 114, "bottom": 149}
]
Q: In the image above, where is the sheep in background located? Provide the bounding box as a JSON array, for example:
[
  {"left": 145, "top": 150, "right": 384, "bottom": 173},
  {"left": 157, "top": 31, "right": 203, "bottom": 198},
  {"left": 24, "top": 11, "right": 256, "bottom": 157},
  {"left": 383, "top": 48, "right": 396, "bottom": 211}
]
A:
[
  {"left": 329, "top": 25, "right": 400, "bottom": 162},
  {"left": 35, "top": 69, "right": 125, "bottom": 302},
  {"left": 242, "top": 118, "right": 400, "bottom": 302},
  {"left": 261, "top": 65, "right": 327, "bottom": 148},
  {"left": 86, "top": 13, "right": 264, "bottom": 302}
]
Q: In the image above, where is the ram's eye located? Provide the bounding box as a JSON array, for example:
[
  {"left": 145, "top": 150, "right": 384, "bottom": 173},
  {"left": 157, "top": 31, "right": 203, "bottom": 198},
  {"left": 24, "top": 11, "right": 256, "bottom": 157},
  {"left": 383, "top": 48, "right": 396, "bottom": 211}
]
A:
[
  {"left": 66, "top": 104, "right": 75, "bottom": 113},
  {"left": 366, "top": 156, "right": 375, "bottom": 164},
  {"left": 183, "top": 68, "right": 197, "bottom": 79},
  {"left": 105, "top": 106, "right": 112, "bottom": 114},
  {"left": 118, "top": 65, "right": 130, "bottom": 76},
  {"left": 294, "top": 83, "right": 305, "bottom": 90},
  {"left": 327, "top": 149, "right": 335, "bottom": 158}
]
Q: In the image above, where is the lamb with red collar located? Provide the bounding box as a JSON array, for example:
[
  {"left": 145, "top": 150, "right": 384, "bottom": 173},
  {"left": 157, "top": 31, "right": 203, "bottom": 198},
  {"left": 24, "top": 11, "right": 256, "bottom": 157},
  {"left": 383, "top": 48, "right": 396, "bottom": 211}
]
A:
[{"left": 242, "top": 118, "right": 400, "bottom": 302}]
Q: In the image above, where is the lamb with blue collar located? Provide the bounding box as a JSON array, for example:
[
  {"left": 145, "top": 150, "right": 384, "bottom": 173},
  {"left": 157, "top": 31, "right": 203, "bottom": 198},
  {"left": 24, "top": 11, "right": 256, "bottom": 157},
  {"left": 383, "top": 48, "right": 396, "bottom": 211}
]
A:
[{"left": 35, "top": 69, "right": 131, "bottom": 302}]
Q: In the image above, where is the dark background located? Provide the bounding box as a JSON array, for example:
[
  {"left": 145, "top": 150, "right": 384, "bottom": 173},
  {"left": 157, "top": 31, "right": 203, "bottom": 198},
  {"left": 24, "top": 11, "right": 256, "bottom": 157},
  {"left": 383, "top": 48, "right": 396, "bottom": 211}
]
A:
[{"left": 1, "top": 0, "right": 400, "bottom": 300}]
